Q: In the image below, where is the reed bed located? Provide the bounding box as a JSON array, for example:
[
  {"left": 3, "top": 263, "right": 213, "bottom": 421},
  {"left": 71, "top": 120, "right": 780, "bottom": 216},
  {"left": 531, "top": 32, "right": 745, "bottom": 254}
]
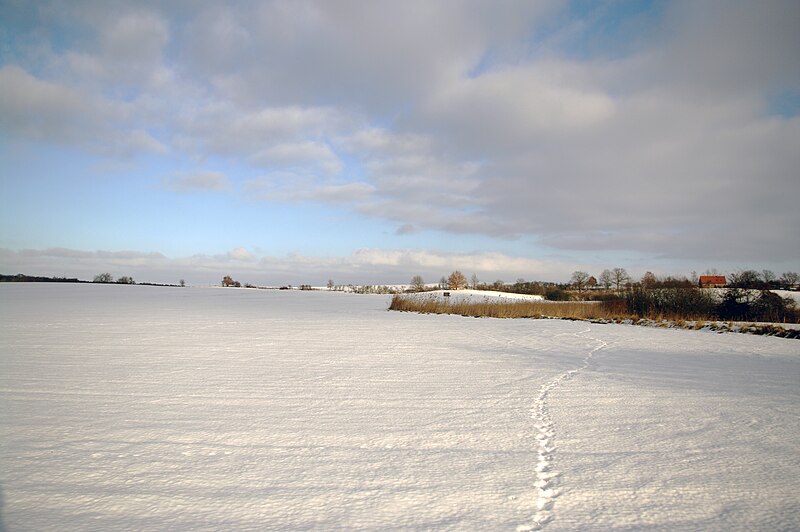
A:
[
  {"left": 388, "top": 295, "right": 799, "bottom": 338},
  {"left": 389, "top": 295, "right": 629, "bottom": 320}
]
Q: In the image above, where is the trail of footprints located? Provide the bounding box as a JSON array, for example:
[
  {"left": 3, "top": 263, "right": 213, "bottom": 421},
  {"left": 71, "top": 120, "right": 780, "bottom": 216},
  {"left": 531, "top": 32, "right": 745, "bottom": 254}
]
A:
[{"left": 518, "top": 328, "right": 607, "bottom": 531}]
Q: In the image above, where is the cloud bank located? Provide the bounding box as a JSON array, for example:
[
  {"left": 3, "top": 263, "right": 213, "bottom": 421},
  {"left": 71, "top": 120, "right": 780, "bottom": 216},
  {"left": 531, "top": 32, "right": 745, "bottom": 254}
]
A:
[{"left": 0, "top": 247, "right": 579, "bottom": 286}]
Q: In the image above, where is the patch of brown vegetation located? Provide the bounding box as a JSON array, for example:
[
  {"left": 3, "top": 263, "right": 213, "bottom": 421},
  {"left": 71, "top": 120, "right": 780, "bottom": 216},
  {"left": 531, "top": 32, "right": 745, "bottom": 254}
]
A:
[
  {"left": 388, "top": 295, "right": 799, "bottom": 339},
  {"left": 388, "top": 295, "right": 628, "bottom": 320}
]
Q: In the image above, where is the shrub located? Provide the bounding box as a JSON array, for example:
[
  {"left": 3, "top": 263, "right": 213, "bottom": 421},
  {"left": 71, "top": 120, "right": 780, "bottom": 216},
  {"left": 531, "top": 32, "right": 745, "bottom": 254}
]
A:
[
  {"left": 750, "top": 291, "right": 796, "bottom": 323},
  {"left": 545, "top": 287, "right": 570, "bottom": 301},
  {"left": 626, "top": 287, "right": 718, "bottom": 320}
]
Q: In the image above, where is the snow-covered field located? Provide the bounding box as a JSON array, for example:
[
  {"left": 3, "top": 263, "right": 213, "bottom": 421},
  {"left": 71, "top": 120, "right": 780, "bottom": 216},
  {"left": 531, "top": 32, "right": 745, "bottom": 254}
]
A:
[
  {"left": 407, "top": 289, "right": 545, "bottom": 303},
  {"left": 1, "top": 284, "right": 798, "bottom": 531}
]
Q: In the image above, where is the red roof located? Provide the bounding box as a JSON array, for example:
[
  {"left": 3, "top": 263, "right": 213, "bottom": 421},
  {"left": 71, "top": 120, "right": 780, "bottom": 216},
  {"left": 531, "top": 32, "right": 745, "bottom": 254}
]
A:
[{"left": 699, "top": 275, "right": 726, "bottom": 285}]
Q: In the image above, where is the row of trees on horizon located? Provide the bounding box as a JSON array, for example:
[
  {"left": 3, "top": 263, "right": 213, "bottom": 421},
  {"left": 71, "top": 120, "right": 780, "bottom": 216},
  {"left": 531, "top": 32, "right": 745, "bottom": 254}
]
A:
[
  {"left": 406, "top": 268, "right": 800, "bottom": 297},
  {"left": 403, "top": 269, "right": 800, "bottom": 323}
]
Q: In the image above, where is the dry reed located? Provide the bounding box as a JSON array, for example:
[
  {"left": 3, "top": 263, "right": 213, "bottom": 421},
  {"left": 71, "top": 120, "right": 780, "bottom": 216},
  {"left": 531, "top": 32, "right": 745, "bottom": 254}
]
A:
[
  {"left": 388, "top": 295, "right": 799, "bottom": 338},
  {"left": 389, "top": 295, "right": 629, "bottom": 320}
]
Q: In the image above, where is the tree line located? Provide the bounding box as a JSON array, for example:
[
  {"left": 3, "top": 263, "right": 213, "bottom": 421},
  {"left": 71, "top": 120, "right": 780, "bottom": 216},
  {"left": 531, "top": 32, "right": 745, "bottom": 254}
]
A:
[
  {"left": 568, "top": 268, "right": 799, "bottom": 292},
  {"left": 403, "top": 267, "right": 799, "bottom": 323}
]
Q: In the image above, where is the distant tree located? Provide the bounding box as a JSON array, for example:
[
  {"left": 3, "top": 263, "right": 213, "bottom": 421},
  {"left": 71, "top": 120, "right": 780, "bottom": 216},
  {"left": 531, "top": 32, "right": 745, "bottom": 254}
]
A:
[
  {"left": 641, "top": 271, "right": 657, "bottom": 289},
  {"left": 730, "top": 270, "right": 761, "bottom": 289},
  {"left": 599, "top": 269, "right": 613, "bottom": 289},
  {"left": 493, "top": 279, "right": 504, "bottom": 290},
  {"left": 611, "top": 268, "right": 630, "bottom": 291},
  {"left": 410, "top": 275, "right": 426, "bottom": 292},
  {"left": 761, "top": 270, "right": 776, "bottom": 285},
  {"left": 327, "top": 279, "right": 335, "bottom": 290},
  {"left": 570, "top": 271, "right": 590, "bottom": 291},
  {"left": 448, "top": 270, "right": 467, "bottom": 290},
  {"left": 587, "top": 276, "right": 597, "bottom": 288},
  {"left": 439, "top": 276, "right": 448, "bottom": 289},
  {"left": 93, "top": 272, "right": 113, "bottom": 283},
  {"left": 656, "top": 275, "right": 693, "bottom": 289},
  {"left": 690, "top": 271, "right": 699, "bottom": 286},
  {"left": 222, "top": 275, "right": 237, "bottom": 287},
  {"left": 180, "top": 279, "right": 186, "bottom": 287},
  {"left": 116, "top": 276, "right": 135, "bottom": 284},
  {"left": 780, "top": 271, "right": 799, "bottom": 289},
  {"left": 471, "top": 273, "right": 479, "bottom": 289}
]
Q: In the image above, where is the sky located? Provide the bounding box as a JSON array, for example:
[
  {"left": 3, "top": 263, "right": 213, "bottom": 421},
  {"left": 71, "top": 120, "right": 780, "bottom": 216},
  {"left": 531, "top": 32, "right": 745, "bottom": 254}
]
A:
[{"left": 1, "top": 0, "right": 799, "bottom": 286}]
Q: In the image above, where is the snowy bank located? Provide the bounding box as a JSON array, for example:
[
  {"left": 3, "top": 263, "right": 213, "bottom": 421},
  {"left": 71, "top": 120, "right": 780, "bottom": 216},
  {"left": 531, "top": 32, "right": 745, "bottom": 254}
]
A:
[{"left": 405, "top": 289, "right": 545, "bottom": 303}]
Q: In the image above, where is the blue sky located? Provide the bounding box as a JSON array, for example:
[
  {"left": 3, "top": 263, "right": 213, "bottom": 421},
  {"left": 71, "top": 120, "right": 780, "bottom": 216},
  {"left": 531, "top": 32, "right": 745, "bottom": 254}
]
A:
[{"left": 1, "top": 0, "right": 799, "bottom": 285}]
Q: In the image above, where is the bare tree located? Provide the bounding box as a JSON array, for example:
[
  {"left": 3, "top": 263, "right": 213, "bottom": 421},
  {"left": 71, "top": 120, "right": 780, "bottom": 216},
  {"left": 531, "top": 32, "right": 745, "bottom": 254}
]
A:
[
  {"left": 599, "top": 269, "right": 613, "bottom": 289},
  {"left": 116, "top": 276, "right": 134, "bottom": 284},
  {"left": 641, "top": 271, "right": 657, "bottom": 289},
  {"left": 570, "top": 271, "right": 590, "bottom": 292},
  {"left": 439, "top": 276, "right": 448, "bottom": 289},
  {"left": 780, "top": 271, "right": 799, "bottom": 289},
  {"left": 410, "top": 275, "right": 426, "bottom": 292},
  {"left": 93, "top": 272, "right": 113, "bottom": 283},
  {"left": 179, "top": 279, "right": 186, "bottom": 287},
  {"left": 327, "top": 279, "right": 335, "bottom": 290},
  {"left": 611, "top": 267, "right": 630, "bottom": 291},
  {"left": 470, "top": 273, "right": 479, "bottom": 289},
  {"left": 448, "top": 271, "right": 467, "bottom": 290},
  {"left": 761, "top": 270, "right": 776, "bottom": 285},
  {"left": 730, "top": 270, "right": 760, "bottom": 288}
]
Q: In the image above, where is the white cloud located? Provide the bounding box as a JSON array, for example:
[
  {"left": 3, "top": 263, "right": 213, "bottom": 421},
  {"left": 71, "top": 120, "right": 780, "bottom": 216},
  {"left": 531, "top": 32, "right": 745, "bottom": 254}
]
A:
[
  {"left": 419, "top": 65, "right": 615, "bottom": 154},
  {"left": 179, "top": 1, "right": 559, "bottom": 111},
  {"left": 0, "top": 65, "right": 167, "bottom": 156},
  {"left": 0, "top": 65, "right": 98, "bottom": 142},
  {"left": 224, "top": 247, "right": 256, "bottom": 262},
  {"left": 251, "top": 141, "right": 342, "bottom": 175},
  {"left": 163, "top": 171, "right": 231, "bottom": 193},
  {"left": 0, "top": 248, "right": 169, "bottom": 278},
  {"left": 175, "top": 104, "right": 355, "bottom": 160},
  {"left": 59, "top": 7, "right": 170, "bottom": 90},
  {"left": 244, "top": 173, "right": 374, "bottom": 204},
  {"left": 334, "top": 128, "right": 487, "bottom": 229},
  {"left": 122, "top": 129, "right": 168, "bottom": 155}
]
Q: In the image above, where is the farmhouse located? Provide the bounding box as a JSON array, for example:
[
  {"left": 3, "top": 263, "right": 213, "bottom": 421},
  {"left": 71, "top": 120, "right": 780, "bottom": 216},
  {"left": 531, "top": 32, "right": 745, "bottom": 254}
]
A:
[{"left": 699, "top": 275, "right": 726, "bottom": 288}]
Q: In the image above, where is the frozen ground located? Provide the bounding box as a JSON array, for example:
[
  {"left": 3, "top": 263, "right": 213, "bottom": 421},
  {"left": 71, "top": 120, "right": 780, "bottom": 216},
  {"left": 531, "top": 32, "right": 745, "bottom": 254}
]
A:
[{"left": 1, "top": 284, "right": 798, "bottom": 531}]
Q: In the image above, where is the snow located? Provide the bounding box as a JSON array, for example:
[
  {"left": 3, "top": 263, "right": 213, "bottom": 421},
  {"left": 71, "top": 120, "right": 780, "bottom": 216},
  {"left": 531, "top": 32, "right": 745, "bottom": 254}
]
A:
[
  {"left": 409, "top": 289, "right": 545, "bottom": 302},
  {"left": 773, "top": 289, "right": 800, "bottom": 304},
  {"left": 1, "top": 284, "right": 799, "bottom": 531}
]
